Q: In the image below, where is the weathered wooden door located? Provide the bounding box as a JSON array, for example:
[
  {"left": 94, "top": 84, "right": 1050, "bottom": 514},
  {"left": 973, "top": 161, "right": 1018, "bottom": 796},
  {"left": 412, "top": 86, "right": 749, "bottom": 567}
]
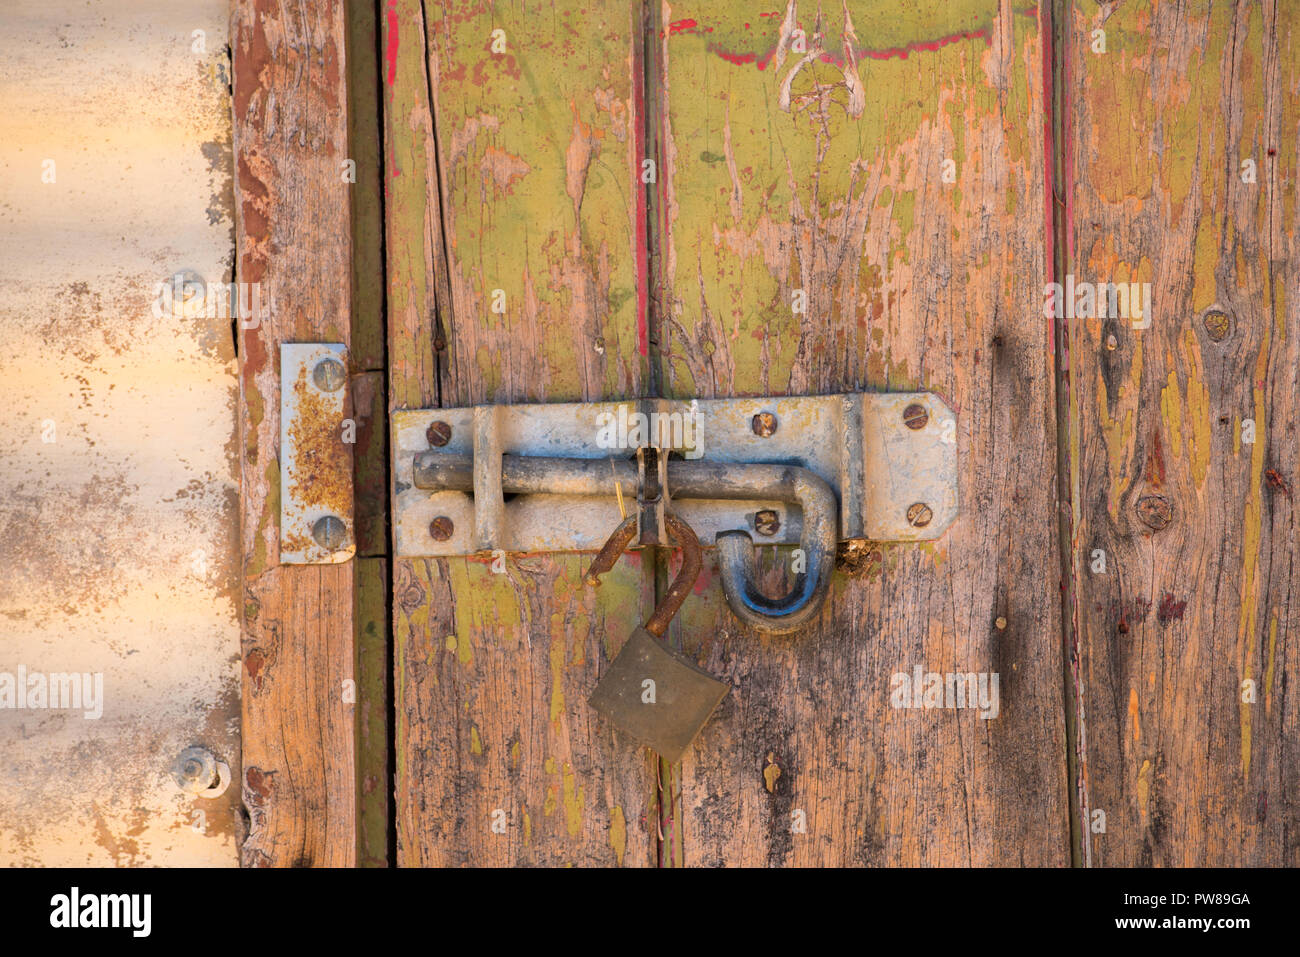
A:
[{"left": 368, "top": 0, "right": 1298, "bottom": 867}]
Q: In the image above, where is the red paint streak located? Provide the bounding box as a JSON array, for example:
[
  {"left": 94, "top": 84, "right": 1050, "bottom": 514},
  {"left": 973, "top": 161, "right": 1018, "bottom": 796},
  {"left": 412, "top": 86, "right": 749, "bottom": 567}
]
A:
[
  {"left": 1157, "top": 593, "right": 1188, "bottom": 624},
  {"left": 713, "top": 47, "right": 768, "bottom": 68},
  {"left": 707, "top": 28, "right": 990, "bottom": 71},
  {"left": 384, "top": 0, "right": 399, "bottom": 86},
  {"left": 668, "top": 18, "right": 697, "bottom": 35},
  {"left": 855, "top": 30, "right": 990, "bottom": 61},
  {"left": 632, "top": 28, "right": 649, "bottom": 357}
]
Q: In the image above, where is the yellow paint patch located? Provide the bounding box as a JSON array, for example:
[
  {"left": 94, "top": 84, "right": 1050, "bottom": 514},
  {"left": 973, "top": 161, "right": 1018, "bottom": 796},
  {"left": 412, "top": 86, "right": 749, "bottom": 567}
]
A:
[
  {"left": 549, "top": 612, "right": 567, "bottom": 725},
  {"left": 562, "top": 762, "right": 583, "bottom": 838},
  {"left": 609, "top": 806, "right": 627, "bottom": 866},
  {"left": 763, "top": 752, "right": 782, "bottom": 793},
  {"left": 1137, "top": 760, "right": 1152, "bottom": 824}
]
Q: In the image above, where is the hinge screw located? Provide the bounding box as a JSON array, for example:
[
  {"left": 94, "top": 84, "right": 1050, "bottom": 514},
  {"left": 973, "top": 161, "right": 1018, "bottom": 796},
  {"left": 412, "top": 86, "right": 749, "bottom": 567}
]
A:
[
  {"left": 426, "top": 420, "right": 453, "bottom": 446},
  {"left": 754, "top": 509, "right": 780, "bottom": 536},
  {"left": 312, "top": 515, "right": 348, "bottom": 550},
  {"left": 429, "top": 516, "right": 455, "bottom": 541},
  {"left": 906, "top": 502, "right": 933, "bottom": 528},
  {"left": 312, "top": 357, "right": 346, "bottom": 392},
  {"left": 172, "top": 746, "right": 217, "bottom": 793},
  {"left": 751, "top": 412, "right": 778, "bottom": 437},
  {"left": 902, "top": 403, "right": 929, "bottom": 430}
]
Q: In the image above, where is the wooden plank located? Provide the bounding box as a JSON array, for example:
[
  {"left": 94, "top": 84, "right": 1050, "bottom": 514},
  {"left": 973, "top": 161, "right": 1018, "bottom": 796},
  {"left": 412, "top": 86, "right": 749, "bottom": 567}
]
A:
[
  {"left": 657, "top": 1, "right": 1071, "bottom": 865},
  {"left": 1065, "top": 0, "right": 1300, "bottom": 866},
  {"left": 384, "top": 0, "right": 658, "bottom": 865},
  {"left": 232, "top": 0, "right": 357, "bottom": 868},
  {"left": 356, "top": 557, "right": 390, "bottom": 867}
]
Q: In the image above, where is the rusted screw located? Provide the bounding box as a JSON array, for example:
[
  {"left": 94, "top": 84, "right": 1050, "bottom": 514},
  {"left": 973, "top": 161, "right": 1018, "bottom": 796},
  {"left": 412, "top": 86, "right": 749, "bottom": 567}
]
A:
[
  {"left": 312, "top": 515, "right": 348, "bottom": 550},
  {"left": 1135, "top": 495, "right": 1173, "bottom": 530},
  {"left": 902, "top": 403, "right": 929, "bottom": 430},
  {"left": 754, "top": 509, "right": 780, "bottom": 536},
  {"left": 906, "top": 502, "right": 933, "bottom": 528},
  {"left": 426, "top": 420, "right": 452, "bottom": 447},
  {"left": 1203, "top": 309, "right": 1231, "bottom": 342},
  {"left": 429, "top": 516, "right": 455, "bottom": 541},
  {"left": 172, "top": 746, "right": 217, "bottom": 793},
  {"left": 312, "top": 357, "right": 346, "bottom": 392},
  {"left": 752, "top": 412, "right": 778, "bottom": 437}
]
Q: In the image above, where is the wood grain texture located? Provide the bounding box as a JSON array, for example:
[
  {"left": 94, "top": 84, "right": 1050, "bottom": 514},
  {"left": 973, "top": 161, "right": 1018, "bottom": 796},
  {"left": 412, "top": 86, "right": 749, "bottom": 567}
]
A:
[
  {"left": 1066, "top": 0, "right": 1300, "bottom": 866},
  {"left": 233, "top": 0, "right": 357, "bottom": 867},
  {"left": 357, "top": 557, "right": 390, "bottom": 867},
  {"left": 657, "top": 1, "right": 1071, "bottom": 865},
  {"left": 384, "top": 0, "right": 659, "bottom": 865}
]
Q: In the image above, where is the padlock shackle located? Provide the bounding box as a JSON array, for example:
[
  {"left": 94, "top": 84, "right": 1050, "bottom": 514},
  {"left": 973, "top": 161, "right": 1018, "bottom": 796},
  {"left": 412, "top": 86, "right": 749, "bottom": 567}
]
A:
[
  {"left": 584, "top": 511, "right": 702, "bottom": 638},
  {"left": 670, "top": 461, "right": 837, "bottom": 635}
]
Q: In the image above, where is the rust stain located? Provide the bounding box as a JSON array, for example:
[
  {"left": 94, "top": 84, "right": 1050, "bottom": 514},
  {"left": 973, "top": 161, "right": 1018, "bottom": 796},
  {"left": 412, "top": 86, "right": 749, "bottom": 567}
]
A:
[
  {"left": 1156, "top": 592, "right": 1187, "bottom": 625},
  {"left": 285, "top": 363, "right": 350, "bottom": 520}
]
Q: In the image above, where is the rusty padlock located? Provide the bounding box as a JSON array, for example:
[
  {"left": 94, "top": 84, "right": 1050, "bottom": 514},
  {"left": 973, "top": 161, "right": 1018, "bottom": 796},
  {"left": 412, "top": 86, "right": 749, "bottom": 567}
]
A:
[{"left": 585, "top": 511, "right": 729, "bottom": 762}]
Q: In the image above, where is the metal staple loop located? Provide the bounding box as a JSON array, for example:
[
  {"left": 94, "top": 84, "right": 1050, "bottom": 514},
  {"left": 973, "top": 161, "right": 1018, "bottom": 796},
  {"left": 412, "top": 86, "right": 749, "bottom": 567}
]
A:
[{"left": 584, "top": 511, "right": 703, "bottom": 637}]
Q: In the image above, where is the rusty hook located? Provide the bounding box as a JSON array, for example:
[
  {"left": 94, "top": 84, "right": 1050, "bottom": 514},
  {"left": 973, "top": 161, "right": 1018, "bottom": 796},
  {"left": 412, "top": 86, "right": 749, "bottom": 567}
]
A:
[{"left": 584, "top": 511, "right": 702, "bottom": 637}]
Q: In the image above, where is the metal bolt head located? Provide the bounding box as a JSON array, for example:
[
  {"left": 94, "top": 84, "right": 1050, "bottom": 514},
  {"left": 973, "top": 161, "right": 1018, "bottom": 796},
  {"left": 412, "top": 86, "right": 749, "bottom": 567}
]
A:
[
  {"left": 426, "top": 420, "right": 452, "bottom": 447},
  {"left": 172, "top": 746, "right": 217, "bottom": 793},
  {"left": 1203, "top": 309, "right": 1231, "bottom": 342},
  {"left": 754, "top": 509, "right": 780, "bottom": 536},
  {"left": 751, "top": 412, "right": 778, "bottom": 438},
  {"left": 902, "top": 403, "right": 929, "bottom": 430},
  {"left": 312, "top": 515, "right": 348, "bottom": 550},
  {"left": 906, "top": 502, "right": 933, "bottom": 528},
  {"left": 429, "top": 516, "right": 455, "bottom": 541},
  {"left": 312, "top": 357, "right": 346, "bottom": 392},
  {"left": 1135, "top": 494, "right": 1173, "bottom": 530}
]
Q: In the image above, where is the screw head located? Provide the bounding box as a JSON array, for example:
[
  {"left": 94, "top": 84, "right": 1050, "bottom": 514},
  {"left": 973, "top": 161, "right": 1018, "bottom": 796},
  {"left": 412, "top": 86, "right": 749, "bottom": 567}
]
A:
[
  {"left": 754, "top": 509, "right": 781, "bottom": 536},
  {"left": 426, "top": 420, "right": 452, "bottom": 447},
  {"left": 313, "top": 357, "right": 346, "bottom": 392},
  {"left": 751, "top": 412, "right": 778, "bottom": 438},
  {"left": 172, "top": 746, "right": 218, "bottom": 793},
  {"left": 429, "top": 516, "right": 455, "bottom": 541},
  {"left": 312, "top": 515, "right": 348, "bottom": 550},
  {"left": 906, "top": 502, "right": 933, "bottom": 528},
  {"left": 902, "top": 403, "right": 929, "bottom": 430},
  {"left": 1135, "top": 494, "right": 1173, "bottom": 530}
]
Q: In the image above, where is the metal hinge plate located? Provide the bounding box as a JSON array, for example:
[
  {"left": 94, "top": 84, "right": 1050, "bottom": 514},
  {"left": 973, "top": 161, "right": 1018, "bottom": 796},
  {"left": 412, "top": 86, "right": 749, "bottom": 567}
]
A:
[
  {"left": 392, "top": 393, "right": 957, "bottom": 558},
  {"left": 279, "top": 343, "right": 354, "bottom": 564}
]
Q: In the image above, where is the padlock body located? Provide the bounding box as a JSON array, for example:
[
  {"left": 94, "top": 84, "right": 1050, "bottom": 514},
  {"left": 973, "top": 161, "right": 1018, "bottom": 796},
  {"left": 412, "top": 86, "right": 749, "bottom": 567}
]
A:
[{"left": 588, "top": 627, "right": 729, "bottom": 763}]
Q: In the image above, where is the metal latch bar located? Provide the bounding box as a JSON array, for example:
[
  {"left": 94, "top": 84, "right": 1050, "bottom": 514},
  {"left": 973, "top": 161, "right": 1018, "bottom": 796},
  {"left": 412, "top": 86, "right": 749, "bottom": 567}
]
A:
[{"left": 392, "top": 392, "right": 957, "bottom": 558}]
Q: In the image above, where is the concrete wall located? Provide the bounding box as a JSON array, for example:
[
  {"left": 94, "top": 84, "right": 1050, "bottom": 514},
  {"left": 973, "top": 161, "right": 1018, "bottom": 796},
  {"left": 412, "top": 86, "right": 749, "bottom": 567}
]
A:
[{"left": 0, "top": 0, "right": 241, "bottom": 865}]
